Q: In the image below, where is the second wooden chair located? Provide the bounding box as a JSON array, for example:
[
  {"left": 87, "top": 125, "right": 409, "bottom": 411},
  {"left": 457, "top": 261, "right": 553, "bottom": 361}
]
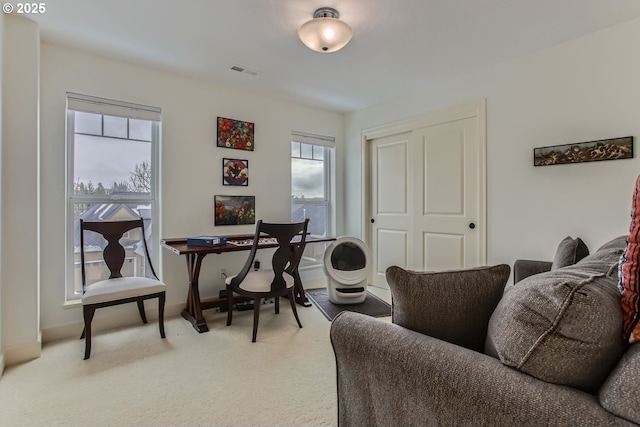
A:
[{"left": 225, "top": 219, "right": 309, "bottom": 342}]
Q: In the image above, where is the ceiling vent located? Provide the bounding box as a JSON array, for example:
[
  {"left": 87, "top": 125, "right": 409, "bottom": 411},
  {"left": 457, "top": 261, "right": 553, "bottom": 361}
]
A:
[{"left": 230, "top": 65, "right": 257, "bottom": 76}]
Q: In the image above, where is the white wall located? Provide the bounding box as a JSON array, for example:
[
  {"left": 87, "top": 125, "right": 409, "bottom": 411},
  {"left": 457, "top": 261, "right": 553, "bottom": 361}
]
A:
[
  {"left": 37, "top": 42, "right": 344, "bottom": 343},
  {"left": 345, "top": 17, "right": 640, "bottom": 272},
  {"left": 1, "top": 15, "right": 41, "bottom": 364}
]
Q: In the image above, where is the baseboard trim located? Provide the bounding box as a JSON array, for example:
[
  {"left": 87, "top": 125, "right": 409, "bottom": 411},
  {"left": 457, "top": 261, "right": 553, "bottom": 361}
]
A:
[
  {"left": 4, "top": 340, "right": 41, "bottom": 366},
  {"left": 41, "top": 302, "right": 185, "bottom": 343}
]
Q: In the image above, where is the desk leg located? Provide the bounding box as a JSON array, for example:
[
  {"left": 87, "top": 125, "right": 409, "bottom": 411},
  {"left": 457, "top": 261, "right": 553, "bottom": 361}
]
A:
[
  {"left": 181, "top": 253, "right": 210, "bottom": 333},
  {"left": 289, "top": 241, "right": 313, "bottom": 307},
  {"left": 292, "top": 268, "right": 313, "bottom": 307}
]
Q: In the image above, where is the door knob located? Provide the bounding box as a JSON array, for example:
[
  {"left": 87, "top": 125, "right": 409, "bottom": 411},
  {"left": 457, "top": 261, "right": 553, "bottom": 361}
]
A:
[
  {"left": 370, "top": 219, "right": 375, "bottom": 224},
  {"left": 469, "top": 223, "right": 476, "bottom": 229}
]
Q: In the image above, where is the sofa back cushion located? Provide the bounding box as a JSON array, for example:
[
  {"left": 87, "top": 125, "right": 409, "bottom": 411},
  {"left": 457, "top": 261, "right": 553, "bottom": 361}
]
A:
[
  {"left": 485, "top": 264, "right": 626, "bottom": 394},
  {"left": 387, "top": 264, "right": 510, "bottom": 353}
]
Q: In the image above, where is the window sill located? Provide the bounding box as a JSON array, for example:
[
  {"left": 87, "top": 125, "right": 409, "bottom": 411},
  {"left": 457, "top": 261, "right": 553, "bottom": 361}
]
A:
[
  {"left": 299, "top": 263, "right": 322, "bottom": 272},
  {"left": 63, "top": 299, "right": 82, "bottom": 308}
]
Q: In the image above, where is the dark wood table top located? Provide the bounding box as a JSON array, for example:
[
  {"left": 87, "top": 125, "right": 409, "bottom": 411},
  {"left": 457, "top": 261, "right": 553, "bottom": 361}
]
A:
[{"left": 161, "top": 234, "right": 335, "bottom": 255}]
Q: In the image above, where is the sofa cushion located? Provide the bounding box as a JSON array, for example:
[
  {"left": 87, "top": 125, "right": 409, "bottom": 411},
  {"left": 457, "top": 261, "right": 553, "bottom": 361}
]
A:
[
  {"left": 619, "top": 174, "right": 640, "bottom": 343},
  {"left": 575, "top": 240, "right": 625, "bottom": 283},
  {"left": 597, "top": 235, "right": 628, "bottom": 253},
  {"left": 386, "top": 264, "right": 510, "bottom": 353},
  {"left": 599, "top": 343, "right": 640, "bottom": 424},
  {"left": 551, "top": 236, "right": 589, "bottom": 270},
  {"left": 485, "top": 268, "right": 626, "bottom": 394}
]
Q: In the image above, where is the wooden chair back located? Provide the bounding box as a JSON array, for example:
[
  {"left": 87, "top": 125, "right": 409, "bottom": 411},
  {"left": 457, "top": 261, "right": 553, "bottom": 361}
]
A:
[
  {"left": 230, "top": 219, "right": 309, "bottom": 291},
  {"left": 79, "top": 218, "right": 157, "bottom": 291}
]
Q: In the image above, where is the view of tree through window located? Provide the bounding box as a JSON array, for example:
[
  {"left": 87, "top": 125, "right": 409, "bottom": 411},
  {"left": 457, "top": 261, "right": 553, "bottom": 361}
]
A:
[{"left": 73, "top": 112, "right": 152, "bottom": 193}]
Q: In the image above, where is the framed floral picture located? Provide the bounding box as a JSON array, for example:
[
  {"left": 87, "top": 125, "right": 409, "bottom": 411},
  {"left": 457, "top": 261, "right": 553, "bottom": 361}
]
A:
[
  {"left": 214, "top": 195, "right": 255, "bottom": 226},
  {"left": 222, "top": 158, "right": 248, "bottom": 186},
  {"left": 217, "top": 116, "right": 254, "bottom": 151}
]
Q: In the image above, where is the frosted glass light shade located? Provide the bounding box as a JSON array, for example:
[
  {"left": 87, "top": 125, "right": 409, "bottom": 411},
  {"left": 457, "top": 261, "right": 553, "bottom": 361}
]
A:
[{"left": 298, "top": 13, "right": 353, "bottom": 53}]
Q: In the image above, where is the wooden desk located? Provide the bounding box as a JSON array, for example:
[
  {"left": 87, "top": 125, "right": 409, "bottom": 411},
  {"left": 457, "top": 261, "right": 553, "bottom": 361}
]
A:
[{"left": 161, "top": 234, "right": 334, "bottom": 333}]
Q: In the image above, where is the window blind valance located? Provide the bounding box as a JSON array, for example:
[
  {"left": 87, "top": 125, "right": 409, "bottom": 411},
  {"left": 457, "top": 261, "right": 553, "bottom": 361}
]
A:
[
  {"left": 66, "top": 92, "right": 162, "bottom": 122},
  {"left": 291, "top": 131, "right": 335, "bottom": 147}
]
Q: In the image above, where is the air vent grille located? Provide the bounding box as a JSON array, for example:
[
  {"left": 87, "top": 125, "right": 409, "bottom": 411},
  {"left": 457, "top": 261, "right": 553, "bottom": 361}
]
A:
[{"left": 230, "top": 65, "right": 257, "bottom": 76}]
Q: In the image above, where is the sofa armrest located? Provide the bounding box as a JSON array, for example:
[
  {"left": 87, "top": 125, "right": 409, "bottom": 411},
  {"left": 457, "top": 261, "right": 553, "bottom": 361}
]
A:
[
  {"left": 513, "top": 259, "right": 552, "bottom": 284},
  {"left": 330, "top": 312, "right": 631, "bottom": 427},
  {"left": 386, "top": 264, "right": 510, "bottom": 352}
]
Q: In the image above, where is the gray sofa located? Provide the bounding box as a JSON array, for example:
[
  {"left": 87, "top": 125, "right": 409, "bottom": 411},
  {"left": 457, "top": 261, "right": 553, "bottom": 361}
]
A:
[{"left": 330, "top": 236, "right": 640, "bottom": 426}]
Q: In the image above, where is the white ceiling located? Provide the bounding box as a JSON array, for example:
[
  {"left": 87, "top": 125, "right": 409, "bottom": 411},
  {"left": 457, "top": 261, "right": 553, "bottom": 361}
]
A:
[{"left": 26, "top": 0, "right": 640, "bottom": 112}]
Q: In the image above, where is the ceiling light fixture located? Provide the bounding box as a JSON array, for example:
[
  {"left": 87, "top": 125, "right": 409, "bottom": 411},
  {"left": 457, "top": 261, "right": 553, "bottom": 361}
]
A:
[{"left": 298, "top": 7, "right": 353, "bottom": 53}]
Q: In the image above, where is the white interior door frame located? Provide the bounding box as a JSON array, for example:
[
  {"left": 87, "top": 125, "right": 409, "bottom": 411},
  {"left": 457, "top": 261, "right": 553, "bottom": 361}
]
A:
[{"left": 361, "top": 99, "right": 487, "bottom": 265}]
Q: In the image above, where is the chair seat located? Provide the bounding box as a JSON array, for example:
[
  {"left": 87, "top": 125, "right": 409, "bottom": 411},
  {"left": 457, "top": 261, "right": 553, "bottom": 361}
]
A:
[
  {"left": 82, "top": 277, "right": 166, "bottom": 305},
  {"left": 225, "top": 270, "right": 294, "bottom": 293}
]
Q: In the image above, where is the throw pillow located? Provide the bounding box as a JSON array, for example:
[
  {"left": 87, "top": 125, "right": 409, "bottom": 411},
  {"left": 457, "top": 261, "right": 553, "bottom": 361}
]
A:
[
  {"left": 551, "top": 236, "right": 589, "bottom": 270},
  {"left": 386, "top": 264, "right": 510, "bottom": 353},
  {"left": 485, "top": 267, "right": 626, "bottom": 393},
  {"left": 598, "top": 235, "right": 628, "bottom": 253},
  {"left": 619, "top": 174, "right": 640, "bottom": 343},
  {"left": 599, "top": 343, "right": 640, "bottom": 425},
  {"left": 554, "top": 237, "right": 624, "bottom": 284}
]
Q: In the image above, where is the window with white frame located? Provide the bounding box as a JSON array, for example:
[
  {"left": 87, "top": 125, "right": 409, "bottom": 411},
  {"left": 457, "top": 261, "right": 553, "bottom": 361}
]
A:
[
  {"left": 291, "top": 132, "right": 334, "bottom": 267},
  {"left": 66, "top": 93, "right": 161, "bottom": 301}
]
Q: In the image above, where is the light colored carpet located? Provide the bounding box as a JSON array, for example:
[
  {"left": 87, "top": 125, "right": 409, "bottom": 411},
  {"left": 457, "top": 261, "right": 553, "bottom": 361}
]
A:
[{"left": 0, "top": 296, "right": 348, "bottom": 427}]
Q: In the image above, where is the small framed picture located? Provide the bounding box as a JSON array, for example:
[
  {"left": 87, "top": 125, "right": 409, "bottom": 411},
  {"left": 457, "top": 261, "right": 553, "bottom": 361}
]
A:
[{"left": 222, "top": 158, "right": 248, "bottom": 186}]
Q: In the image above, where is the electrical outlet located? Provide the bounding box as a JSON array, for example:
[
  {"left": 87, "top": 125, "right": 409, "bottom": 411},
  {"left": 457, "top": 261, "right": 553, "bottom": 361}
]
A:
[{"left": 220, "top": 268, "right": 227, "bottom": 280}]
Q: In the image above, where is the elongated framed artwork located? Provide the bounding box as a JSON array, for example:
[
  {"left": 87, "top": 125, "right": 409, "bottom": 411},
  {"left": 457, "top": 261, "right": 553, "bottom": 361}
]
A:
[
  {"left": 534, "top": 136, "right": 633, "bottom": 166},
  {"left": 217, "top": 116, "right": 254, "bottom": 151},
  {"left": 222, "top": 158, "right": 248, "bottom": 186},
  {"left": 214, "top": 195, "right": 255, "bottom": 226}
]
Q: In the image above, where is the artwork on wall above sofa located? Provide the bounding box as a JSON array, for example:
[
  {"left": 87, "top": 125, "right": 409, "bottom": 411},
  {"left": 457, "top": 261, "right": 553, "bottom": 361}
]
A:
[
  {"left": 533, "top": 136, "right": 633, "bottom": 166},
  {"left": 217, "top": 116, "right": 254, "bottom": 151},
  {"left": 214, "top": 195, "right": 255, "bottom": 226},
  {"left": 222, "top": 158, "right": 248, "bottom": 186}
]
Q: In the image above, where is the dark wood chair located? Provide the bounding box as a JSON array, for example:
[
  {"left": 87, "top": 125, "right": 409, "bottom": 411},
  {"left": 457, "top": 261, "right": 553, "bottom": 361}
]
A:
[
  {"left": 225, "top": 219, "right": 309, "bottom": 342},
  {"left": 79, "top": 218, "right": 166, "bottom": 359}
]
